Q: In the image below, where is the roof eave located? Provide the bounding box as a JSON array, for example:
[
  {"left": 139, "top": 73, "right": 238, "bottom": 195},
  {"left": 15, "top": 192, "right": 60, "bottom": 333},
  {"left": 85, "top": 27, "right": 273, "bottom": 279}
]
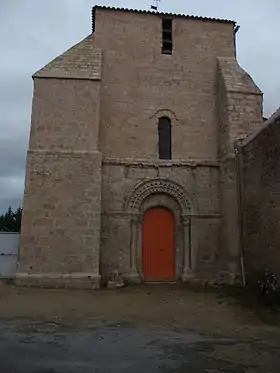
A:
[{"left": 91, "top": 5, "right": 236, "bottom": 26}]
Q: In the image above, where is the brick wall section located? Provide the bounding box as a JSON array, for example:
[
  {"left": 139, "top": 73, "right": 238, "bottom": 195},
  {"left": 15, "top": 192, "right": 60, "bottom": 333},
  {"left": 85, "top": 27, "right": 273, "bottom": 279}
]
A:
[
  {"left": 29, "top": 79, "right": 101, "bottom": 151},
  {"left": 217, "top": 57, "right": 263, "bottom": 157},
  {"left": 217, "top": 57, "right": 263, "bottom": 282},
  {"left": 94, "top": 8, "right": 235, "bottom": 160},
  {"left": 17, "top": 49, "right": 103, "bottom": 287},
  {"left": 18, "top": 151, "right": 102, "bottom": 274},
  {"left": 241, "top": 109, "right": 280, "bottom": 277},
  {"left": 101, "top": 160, "right": 220, "bottom": 214},
  {"left": 34, "top": 35, "right": 102, "bottom": 80}
]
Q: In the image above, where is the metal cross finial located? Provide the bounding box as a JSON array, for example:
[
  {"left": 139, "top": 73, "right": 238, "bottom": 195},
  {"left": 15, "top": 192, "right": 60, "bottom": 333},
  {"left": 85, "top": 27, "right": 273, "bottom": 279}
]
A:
[{"left": 151, "top": 0, "right": 161, "bottom": 11}]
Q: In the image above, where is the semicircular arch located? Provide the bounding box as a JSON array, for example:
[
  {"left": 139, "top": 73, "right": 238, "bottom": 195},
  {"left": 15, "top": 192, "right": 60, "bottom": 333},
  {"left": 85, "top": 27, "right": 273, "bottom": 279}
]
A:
[
  {"left": 150, "top": 108, "right": 179, "bottom": 123},
  {"left": 124, "top": 178, "right": 194, "bottom": 214}
]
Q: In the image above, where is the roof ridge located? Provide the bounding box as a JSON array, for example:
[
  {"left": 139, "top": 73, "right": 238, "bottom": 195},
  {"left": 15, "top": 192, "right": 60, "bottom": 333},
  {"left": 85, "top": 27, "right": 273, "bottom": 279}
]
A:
[{"left": 91, "top": 5, "right": 236, "bottom": 26}]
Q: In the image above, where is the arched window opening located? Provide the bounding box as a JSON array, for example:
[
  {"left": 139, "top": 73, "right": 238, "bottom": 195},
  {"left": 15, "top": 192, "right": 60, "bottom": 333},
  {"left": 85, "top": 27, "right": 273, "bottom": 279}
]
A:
[{"left": 158, "top": 116, "right": 172, "bottom": 160}]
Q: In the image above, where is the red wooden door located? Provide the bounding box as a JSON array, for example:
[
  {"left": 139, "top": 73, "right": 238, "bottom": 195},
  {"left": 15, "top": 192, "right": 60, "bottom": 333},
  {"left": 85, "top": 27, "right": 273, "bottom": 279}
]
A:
[{"left": 142, "top": 207, "right": 175, "bottom": 281}]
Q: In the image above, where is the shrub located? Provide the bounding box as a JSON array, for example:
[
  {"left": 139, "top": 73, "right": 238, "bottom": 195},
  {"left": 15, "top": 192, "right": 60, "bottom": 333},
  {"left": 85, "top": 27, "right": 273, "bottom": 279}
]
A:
[{"left": 257, "top": 270, "right": 280, "bottom": 307}]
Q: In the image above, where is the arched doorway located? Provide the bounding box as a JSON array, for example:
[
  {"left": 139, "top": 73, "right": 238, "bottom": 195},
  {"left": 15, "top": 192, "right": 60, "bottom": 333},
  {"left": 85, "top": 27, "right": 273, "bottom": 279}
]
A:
[{"left": 142, "top": 207, "right": 175, "bottom": 281}]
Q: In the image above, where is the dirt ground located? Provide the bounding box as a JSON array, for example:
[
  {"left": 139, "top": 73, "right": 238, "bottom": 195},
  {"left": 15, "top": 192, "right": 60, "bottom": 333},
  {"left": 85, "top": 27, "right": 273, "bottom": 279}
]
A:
[{"left": 0, "top": 282, "right": 280, "bottom": 372}]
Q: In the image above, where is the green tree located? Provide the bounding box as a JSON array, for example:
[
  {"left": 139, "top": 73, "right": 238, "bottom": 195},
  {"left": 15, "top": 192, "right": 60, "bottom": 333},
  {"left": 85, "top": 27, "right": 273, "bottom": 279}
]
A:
[{"left": 0, "top": 206, "right": 22, "bottom": 232}]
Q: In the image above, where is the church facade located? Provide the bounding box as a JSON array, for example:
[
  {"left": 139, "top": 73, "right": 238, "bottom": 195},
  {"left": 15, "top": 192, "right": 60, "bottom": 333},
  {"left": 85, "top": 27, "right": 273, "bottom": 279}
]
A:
[{"left": 16, "top": 6, "right": 263, "bottom": 288}]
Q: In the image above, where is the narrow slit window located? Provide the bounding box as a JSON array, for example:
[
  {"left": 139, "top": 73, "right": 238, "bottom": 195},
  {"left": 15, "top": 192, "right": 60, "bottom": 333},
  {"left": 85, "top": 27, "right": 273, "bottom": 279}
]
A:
[
  {"left": 158, "top": 116, "right": 172, "bottom": 159},
  {"left": 162, "top": 18, "right": 173, "bottom": 55}
]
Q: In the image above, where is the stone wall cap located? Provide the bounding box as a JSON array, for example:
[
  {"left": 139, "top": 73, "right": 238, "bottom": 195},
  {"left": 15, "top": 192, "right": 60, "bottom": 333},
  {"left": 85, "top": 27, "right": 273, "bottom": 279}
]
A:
[{"left": 241, "top": 106, "right": 280, "bottom": 147}]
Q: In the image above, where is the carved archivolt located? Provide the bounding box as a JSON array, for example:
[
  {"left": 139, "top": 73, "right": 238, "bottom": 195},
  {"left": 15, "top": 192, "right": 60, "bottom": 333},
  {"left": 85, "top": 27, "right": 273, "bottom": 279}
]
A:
[
  {"left": 124, "top": 178, "right": 193, "bottom": 213},
  {"left": 150, "top": 109, "right": 179, "bottom": 122}
]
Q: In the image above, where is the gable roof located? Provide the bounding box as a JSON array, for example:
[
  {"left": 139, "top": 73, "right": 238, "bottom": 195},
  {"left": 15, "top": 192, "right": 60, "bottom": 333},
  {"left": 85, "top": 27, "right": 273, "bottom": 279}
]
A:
[{"left": 92, "top": 5, "right": 236, "bottom": 33}]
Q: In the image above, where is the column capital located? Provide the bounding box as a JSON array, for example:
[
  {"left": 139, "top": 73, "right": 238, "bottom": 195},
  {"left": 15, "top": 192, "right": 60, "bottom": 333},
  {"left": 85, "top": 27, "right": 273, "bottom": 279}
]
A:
[
  {"left": 181, "top": 215, "right": 190, "bottom": 226},
  {"left": 130, "top": 213, "right": 141, "bottom": 225}
]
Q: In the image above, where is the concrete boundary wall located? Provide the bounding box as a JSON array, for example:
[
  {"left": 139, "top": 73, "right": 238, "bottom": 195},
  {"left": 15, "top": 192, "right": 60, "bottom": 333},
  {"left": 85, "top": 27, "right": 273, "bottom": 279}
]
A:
[{"left": 0, "top": 233, "right": 20, "bottom": 279}]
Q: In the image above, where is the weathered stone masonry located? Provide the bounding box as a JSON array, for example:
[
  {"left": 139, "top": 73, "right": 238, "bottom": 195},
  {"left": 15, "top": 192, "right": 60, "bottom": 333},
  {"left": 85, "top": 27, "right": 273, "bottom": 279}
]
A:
[
  {"left": 16, "top": 6, "right": 263, "bottom": 288},
  {"left": 239, "top": 109, "right": 280, "bottom": 279}
]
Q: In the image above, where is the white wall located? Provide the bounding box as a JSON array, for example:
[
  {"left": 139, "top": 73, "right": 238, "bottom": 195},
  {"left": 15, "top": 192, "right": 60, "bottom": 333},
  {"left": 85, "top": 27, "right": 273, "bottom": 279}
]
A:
[{"left": 0, "top": 233, "right": 20, "bottom": 278}]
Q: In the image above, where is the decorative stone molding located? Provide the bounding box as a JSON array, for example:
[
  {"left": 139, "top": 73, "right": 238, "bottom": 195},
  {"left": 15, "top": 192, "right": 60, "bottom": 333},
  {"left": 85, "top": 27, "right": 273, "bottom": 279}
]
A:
[
  {"left": 124, "top": 179, "right": 199, "bottom": 283},
  {"left": 150, "top": 108, "right": 179, "bottom": 122},
  {"left": 124, "top": 178, "right": 193, "bottom": 213},
  {"left": 102, "top": 157, "right": 219, "bottom": 168},
  {"left": 181, "top": 214, "right": 191, "bottom": 225}
]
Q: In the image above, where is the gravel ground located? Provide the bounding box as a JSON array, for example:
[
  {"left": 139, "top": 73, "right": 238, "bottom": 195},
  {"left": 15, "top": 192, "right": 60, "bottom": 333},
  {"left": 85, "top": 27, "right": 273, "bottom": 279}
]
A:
[{"left": 0, "top": 282, "right": 280, "bottom": 372}]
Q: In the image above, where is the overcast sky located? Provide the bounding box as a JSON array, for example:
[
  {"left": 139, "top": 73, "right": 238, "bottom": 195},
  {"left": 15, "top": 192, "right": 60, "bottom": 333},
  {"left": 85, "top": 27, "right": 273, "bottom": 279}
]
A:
[{"left": 0, "top": 0, "right": 279, "bottom": 213}]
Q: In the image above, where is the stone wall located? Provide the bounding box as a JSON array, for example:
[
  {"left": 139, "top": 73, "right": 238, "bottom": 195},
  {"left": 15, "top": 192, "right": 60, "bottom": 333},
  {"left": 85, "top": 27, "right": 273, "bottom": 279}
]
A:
[
  {"left": 217, "top": 57, "right": 263, "bottom": 283},
  {"left": 100, "top": 160, "right": 222, "bottom": 282},
  {"left": 94, "top": 7, "right": 235, "bottom": 160},
  {"left": 241, "top": 109, "right": 280, "bottom": 278},
  {"left": 16, "top": 76, "right": 102, "bottom": 289},
  {"left": 29, "top": 78, "right": 101, "bottom": 151},
  {"left": 17, "top": 7, "right": 266, "bottom": 288},
  {"left": 92, "top": 8, "right": 240, "bottom": 283}
]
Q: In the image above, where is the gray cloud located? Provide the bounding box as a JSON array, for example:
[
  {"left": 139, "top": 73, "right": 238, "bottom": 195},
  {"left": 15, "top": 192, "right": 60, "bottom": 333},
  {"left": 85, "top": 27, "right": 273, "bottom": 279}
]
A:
[
  {"left": 0, "top": 0, "right": 279, "bottom": 212},
  {"left": 0, "top": 135, "right": 27, "bottom": 212}
]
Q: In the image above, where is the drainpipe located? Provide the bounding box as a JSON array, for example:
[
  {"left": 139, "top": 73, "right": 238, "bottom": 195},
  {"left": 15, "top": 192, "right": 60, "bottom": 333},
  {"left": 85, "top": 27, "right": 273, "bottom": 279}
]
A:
[
  {"left": 233, "top": 25, "right": 240, "bottom": 59},
  {"left": 234, "top": 139, "right": 246, "bottom": 286}
]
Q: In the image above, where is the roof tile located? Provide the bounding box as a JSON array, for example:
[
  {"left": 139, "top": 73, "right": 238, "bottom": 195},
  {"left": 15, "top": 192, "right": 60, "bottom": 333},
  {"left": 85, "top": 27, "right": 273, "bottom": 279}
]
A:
[{"left": 92, "top": 5, "right": 236, "bottom": 33}]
